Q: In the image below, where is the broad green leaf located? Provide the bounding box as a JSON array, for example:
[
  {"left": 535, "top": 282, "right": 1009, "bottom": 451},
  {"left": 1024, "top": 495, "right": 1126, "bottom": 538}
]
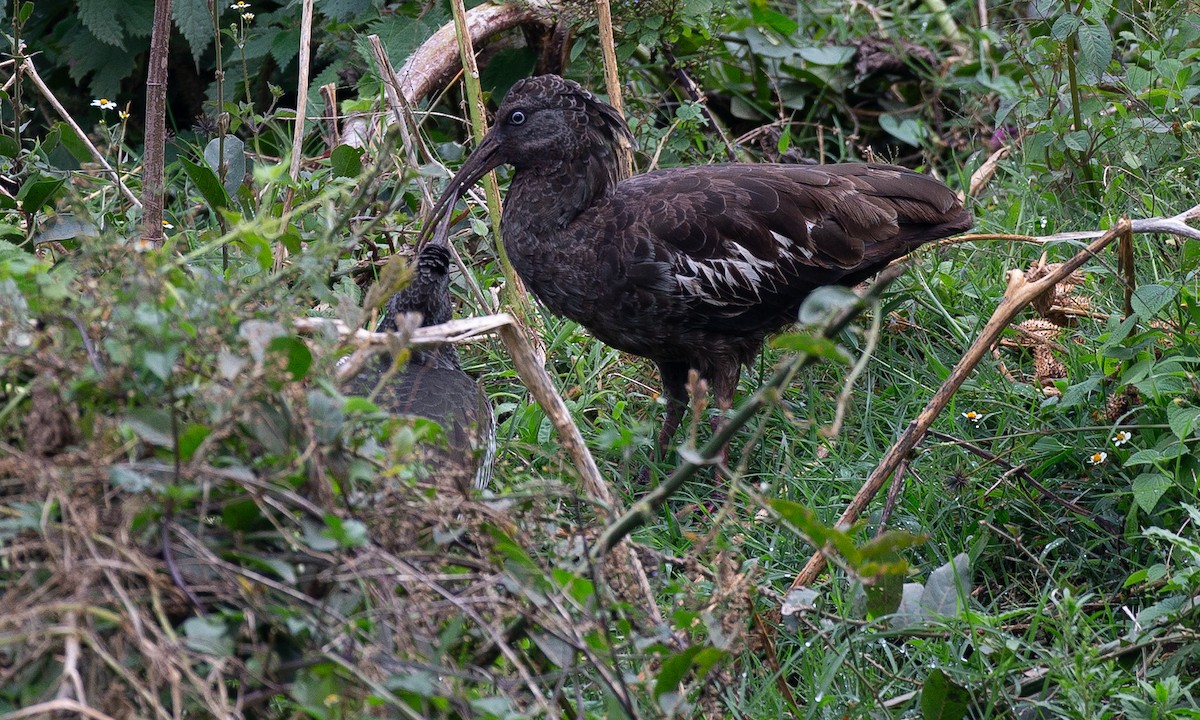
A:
[
  {"left": 921, "top": 668, "right": 970, "bottom": 720},
  {"left": 32, "top": 214, "right": 100, "bottom": 244},
  {"left": 796, "top": 45, "right": 855, "bottom": 66},
  {"left": 865, "top": 570, "right": 904, "bottom": 618},
  {"left": 17, "top": 176, "right": 65, "bottom": 213},
  {"left": 266, "top": 336, "right": 313, "bottom": 382},
  {"left": 330, "top": 144, "right": 364, "bottom": 178},
  {"left": 1167, "top": 404, "right": 1200, "bottom": 440},
  {"left": 797, "top": 285, "right": 859, "bottom": 325},
  {"left": 79, "top": 0, "right": 125, "bottom": 46},
  {"left": 0, "top": 134, "right": 18, "bottom": 158},
  {"left": 920, "top": 553, "right": 971, "bottom": 618},
  {"left": 182, "top": 616, "right": 233, "bottom": 657},
  {"left": 178, "top": 423, "right": 211, "bottom": 461},
  {"left": 173, "top": 0, "right": 214, "bottom": 61},
  {"left": 123, "top": 408, "right": 175, "bottom": 448},
  {"left": 53, "top": 122, "right": 92, "bottom": 163},
  {"left": 879, "top": 113, "right": 926, "bottom": 147},
  {"left": 1131, "top": 284, "right": 1177, "bottom": 320},
  {"left": 1076, "top": 23, "right": 1113, "bottom": 82},
  {"left": 180, "top": 156, "right": 230, "bottom": 212},
  {"left": 1064, "top": 130, "right": 1091, "bottom": 152},
  {"left": 1050, "top": 13, "right": 1080, "bottom": 40},
  {"left": 109, "top": 465, "right": 156, "bottom": 493},
  {"left": 1132, "top": 472, "right": 1173, "bottom": 513},
  {"left": 770, "top": 333, "right": 849, "bottom": 363},
  {"left": 204, "top": 136, "right": 247, "bottom": 195}
]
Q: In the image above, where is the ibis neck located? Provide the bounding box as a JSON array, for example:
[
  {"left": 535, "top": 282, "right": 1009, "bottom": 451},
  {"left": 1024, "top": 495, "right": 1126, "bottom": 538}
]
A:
[{"left": 503, "top": 150, "right": 623, "bottom": 238}]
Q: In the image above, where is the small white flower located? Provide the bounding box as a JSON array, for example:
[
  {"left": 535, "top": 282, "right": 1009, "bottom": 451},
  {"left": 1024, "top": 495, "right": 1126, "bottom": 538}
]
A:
[
  {"left": 961, "top": 410, "right": 983, "bottom": 424},
  {"left": 162, "top": 220, "right": 174, "bottom": 230},
  {"left": 230, "top": 0, "right": 250, "bottom": 8},
  {"left": 241, "top": 11, "right": 254, "bottom": 20},
  {"left": 118, "top": 110, "right": 130, "bottom": 120},
  {"left": 1112, "top": 431, "right": 1131, "bottom": 447},
  {"left": 1039, "top": 216, "right": 1048, "bottom": 229},
  {"left": 91, "top": 98, "right": 116, "bottom": 111},
  {"left": 1087, "top": 451, "right": 1107, "bottom": 465}
]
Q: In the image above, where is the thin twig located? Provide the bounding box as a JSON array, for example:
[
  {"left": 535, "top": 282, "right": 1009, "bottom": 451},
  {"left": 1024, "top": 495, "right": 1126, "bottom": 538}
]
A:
[{"left": 21, "top": 57, "right": 141, "bottom": 208}]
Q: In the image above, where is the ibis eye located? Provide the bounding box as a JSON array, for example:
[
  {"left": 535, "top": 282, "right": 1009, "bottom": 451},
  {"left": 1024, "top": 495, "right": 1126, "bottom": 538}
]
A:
[{"left": 509, "top": 110, "right": 526, "bottom": 126}]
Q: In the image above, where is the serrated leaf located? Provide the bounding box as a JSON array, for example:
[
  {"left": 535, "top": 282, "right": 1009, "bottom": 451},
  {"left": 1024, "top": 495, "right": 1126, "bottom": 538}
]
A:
[
  {"left": 79, "top": 0, "right": 125, "bottom": 46},
  {"left": 921, "top": 668, "right": 970, "bottom": 720},
  {"left": 1130, "top": 283, "right": 1177, "bottom": 320},
  {"left": 1132, "top": 473, "right": 1173, "bottom": 513},
  {"left": 1167, "top": 404, "right": 1200, "bottom": 440},
  {"left": 1050, "top": 13, "right": 1080, "bottom": 40},
  {"left": 1076, "top": 23, "right": 1113, "bottom": 82},
  {"left": 173, "top": 0, "right": 213, "bottom": 62},
  {"left": 204, "top": 136, "right": 246, "bottom": 195}
]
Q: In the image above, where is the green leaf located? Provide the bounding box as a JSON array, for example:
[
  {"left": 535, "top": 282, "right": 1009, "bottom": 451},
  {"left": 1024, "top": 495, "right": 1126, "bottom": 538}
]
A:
[
  {"left": 123, "top": 408, "right": 175, "bottom": 448},
  {"left": 266, "top": 336, "right": 313, "bottom": 382},
  {"left": 182, "top": 616, "right": 233, "bottom": 657},
  {"left": 921, "top": 553, "right": 971, "bottom": 618},
  {"left": 53, "top": 122, "right": 93, "bottom": 163},
  {"left": 178, "top": 424, "right": 211, "bottom": 461},
  {"left": 1130, "top": 284, "right": 1177, "bottom": 320},
  {"left": 1132, "top": 473, "right": 1173, "bottom": 514},
  {"left": 1063, "top": 130, "right": 1091, "bottom": 152},
  {"left": 180, "top": 156, "right": 230, "bottom": 212},
  {"left": 865, "top": 570, "right": 904, "bottom": 618},
  {"left": 79, "top": 0, "right": 125, "bottom": 46},
  {"left": 1058, "top": 373, "right": 1101, "bottom": 408},
  {"left": 879, "top": 113, "right": 926, "bottom": 147},
  {"left": 0, "top": 134, "right": 18, "bottom": 158},
  {"left": 770, "top": 333, "right": 849, "bottom": 363},
  {"left": 1050, "top": 13, "right": 1080, "bottom": 41},
  {"left": 655, "top": 646, "right": 726, "bottom": 699},
  {"left": 921, "top": 668, "right": 970, "bottom": 720},
  {"left": 796, "top": 45, "right": 855, "bottom": 66},
  {"left": 173, "top": 0, "right": 214, "bottom": 62},
  {"left": 109, "top": 465, "right": 156, "bottom": 493},
  {"left": 330, "top": 144, "right": 364, "bottom": 178},
  {"left": 1076, "top": 23, "right": 1113, "bottom": 82},
  {"left": 17, "top": 176, "right": 65, "bottom": 213},
  {"left": 204, "top": 136, "right": 247, "bottom": 195},
  {"left": 1167, "top": 404, "right": 1200, "bottom": 440}
]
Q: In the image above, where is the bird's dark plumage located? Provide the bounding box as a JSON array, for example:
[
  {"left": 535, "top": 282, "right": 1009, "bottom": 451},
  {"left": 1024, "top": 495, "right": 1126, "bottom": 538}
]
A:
[
  {"left": 349, "top": 240, "right": 495, "bottom": 492},
  {"left": 423, "top": 74, "right": 973, "bottom": 458}
]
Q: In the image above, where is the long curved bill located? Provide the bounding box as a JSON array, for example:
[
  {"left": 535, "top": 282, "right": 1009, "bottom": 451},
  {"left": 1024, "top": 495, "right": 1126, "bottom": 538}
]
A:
[{"left": 416, "top": 133, "right": 505, "bottom": 248}]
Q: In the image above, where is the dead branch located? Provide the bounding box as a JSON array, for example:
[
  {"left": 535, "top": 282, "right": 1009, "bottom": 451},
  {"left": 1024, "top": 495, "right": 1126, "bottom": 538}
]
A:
[{"left": 786, "top": 218, "right": 1133, "bottom": 595}]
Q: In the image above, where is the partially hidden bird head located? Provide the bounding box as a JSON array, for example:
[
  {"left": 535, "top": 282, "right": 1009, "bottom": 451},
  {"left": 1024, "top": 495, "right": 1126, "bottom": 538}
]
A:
[{"left": 420, "top": 75, "right": 633, "bottom": 244}]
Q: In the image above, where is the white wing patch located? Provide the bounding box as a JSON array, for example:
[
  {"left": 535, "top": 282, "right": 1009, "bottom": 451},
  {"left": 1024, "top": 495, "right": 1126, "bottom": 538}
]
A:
[{"left": 673, "top": 240, "right": 795, "bottom": 307}]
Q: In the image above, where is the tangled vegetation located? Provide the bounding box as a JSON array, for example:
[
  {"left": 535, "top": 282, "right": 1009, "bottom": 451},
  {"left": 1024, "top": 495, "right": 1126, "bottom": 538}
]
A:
[{"left": 2, "top": 0, "right": 1200, "bottom": 717}]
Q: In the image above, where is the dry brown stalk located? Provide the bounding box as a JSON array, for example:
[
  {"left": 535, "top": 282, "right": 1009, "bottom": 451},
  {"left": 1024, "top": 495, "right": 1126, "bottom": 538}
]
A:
[{"left": 786, "top": 218, "right": 1135, "bottom": 595}]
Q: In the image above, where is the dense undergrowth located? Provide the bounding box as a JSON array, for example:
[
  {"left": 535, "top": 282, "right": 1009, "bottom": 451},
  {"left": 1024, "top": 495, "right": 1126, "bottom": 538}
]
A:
[{"left": 2, "top": 0, "right": 1200, "bottom": 717}]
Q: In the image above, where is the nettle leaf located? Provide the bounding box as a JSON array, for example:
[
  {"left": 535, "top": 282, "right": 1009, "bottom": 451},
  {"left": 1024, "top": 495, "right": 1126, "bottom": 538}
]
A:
[
  {"left": 1051, "top": 13, "right": 1081, "bottom": 41},
  {"left": 1076, "top": 23, "right": 1113, "bottom": 82},
  {"left": 1131, "top": 283, "right": 1177, "bottom": 320},
  {"left": 173, "top": 0, "right": 213, "bottom": 62},
  {"left": 1167, "top": 404, "right": 1200, "bottom": 440},
  {"left": 1132, "top": 472, "right": 1173, "bottom": 514},
  {"left": 79, "top": 0, "right": 126, "bottom": 46}
]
